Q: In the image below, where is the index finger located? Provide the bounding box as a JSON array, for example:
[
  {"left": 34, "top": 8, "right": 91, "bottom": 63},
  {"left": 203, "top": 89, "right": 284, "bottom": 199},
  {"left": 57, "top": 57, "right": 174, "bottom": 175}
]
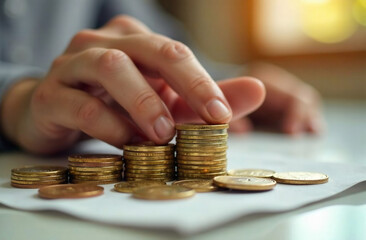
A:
[{"left": 108, "top": 35, "right": 233, "bottom": 124}]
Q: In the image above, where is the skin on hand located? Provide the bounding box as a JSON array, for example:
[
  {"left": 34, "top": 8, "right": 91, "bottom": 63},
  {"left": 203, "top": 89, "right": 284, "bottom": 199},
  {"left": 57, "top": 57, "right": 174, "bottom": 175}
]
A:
[
  {"left": 229, "top": 62, "right": 325, "bottom": 135},
  {"left": 0, "top": 15, "right": 265, "bottom": 154}
]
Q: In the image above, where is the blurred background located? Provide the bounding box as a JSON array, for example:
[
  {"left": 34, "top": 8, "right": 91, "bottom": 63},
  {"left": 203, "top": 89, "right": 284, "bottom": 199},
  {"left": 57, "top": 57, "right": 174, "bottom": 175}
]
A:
[{"left": 160, "top": 0, "right": 366, "bottom": 99}]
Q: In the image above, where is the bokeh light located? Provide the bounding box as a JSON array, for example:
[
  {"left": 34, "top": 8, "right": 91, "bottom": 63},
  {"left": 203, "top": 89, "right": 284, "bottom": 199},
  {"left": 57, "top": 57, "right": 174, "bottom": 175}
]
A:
[
  {"left": 353, "top": 0, "right": 366, "bottom": 26},
  {"left": 299, "top": 0, "right": 357, "bottom": 43}
]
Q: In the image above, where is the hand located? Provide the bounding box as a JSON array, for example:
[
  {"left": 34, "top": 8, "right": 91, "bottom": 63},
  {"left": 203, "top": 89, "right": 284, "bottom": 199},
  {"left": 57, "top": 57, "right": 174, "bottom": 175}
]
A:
[
  {"left": 1, "top": 15, "right": 265, "bottom": 154},
  {"left": 229, "top": 62, "right": 325, "bottom": 135}
]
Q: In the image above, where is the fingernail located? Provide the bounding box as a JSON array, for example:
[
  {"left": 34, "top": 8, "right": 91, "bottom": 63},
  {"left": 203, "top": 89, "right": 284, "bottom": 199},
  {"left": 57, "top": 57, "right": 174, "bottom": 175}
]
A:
[
  {"left": 206, "top": 99, "right": 231, "bottom": 121},
  {"left": 154, "top": 116, "right": 175, "bottom": 140}
]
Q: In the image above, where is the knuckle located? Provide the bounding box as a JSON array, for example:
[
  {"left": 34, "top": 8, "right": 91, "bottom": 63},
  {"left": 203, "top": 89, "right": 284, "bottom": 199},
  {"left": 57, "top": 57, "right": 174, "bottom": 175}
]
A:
[
  {"left": 69, "top": 29, "right": 99, "bottom": 48},
  {"left": 50, "top": 55, "right": 68, "bottom": 69},
  {"left": 76, "top": 99, "right": 103, "bottom": 128},
  {"left": 188, "top": 75, "right": 213, "bottom": 92},
  {"left": 97, "top": 49, "right": 129, "bottom": 77},
  {"left": 31, "top": 86, "right": 49, "bottom": 107},
  {"left": 133, "top": 90, "right": 160, "bottom": 112},
  {"left": 159, "top": 40, "right": 192, "bottom": 61},
  {"left": 109, "top": 15, "right": 136, "bottom": 28}
]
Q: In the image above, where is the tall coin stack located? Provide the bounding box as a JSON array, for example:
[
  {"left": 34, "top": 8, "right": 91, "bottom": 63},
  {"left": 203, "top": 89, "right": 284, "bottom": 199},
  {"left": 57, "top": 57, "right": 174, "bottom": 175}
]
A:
[
  {"left": 11, "top": 166, "right": 68, "bottom": 189},
  {"left": 123, "top": 144, "right": 175, "bottom": 182},
  {"left": 68, "top": 154, "right": 123, "bottom": 184},
  {"left": 175, "top": 124, "right": 228, "bottom": 180}
]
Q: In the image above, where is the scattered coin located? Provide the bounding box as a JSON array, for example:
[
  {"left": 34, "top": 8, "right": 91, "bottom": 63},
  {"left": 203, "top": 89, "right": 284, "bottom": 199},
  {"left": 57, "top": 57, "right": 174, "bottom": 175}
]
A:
[
  {"left": 38, "top": 184, "right": 104, "bottom": 199},
  {"left": 132, "top": 185, "right": 195, "bottom": 200},
  {"left": 272, "top": 172, "right": 329, "bottom": 185},
  {"left": 227, "top": 169, "right": 276, "bottom": 178},
  {"left": 213, "top": 176, "right": 277, "bottom": 191},
  {"left": 172, "top": 179, "right": 218, "bottom": 192},
  {"left": 114, "top": 181, "right": 166, "bottom": 193}
]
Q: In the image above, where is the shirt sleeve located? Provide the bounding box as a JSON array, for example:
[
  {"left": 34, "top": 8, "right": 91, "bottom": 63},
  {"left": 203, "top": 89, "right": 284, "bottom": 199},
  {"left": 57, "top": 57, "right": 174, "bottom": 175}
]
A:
[{"left": 0, "top": 61, "right": 45, "bottom": 151}]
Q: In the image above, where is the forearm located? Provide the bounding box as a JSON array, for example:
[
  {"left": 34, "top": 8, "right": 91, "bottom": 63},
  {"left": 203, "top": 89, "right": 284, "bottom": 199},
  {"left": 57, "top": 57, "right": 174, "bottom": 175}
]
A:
[{"left": 1, "top": 78, "right": 39, "bottom": 146}]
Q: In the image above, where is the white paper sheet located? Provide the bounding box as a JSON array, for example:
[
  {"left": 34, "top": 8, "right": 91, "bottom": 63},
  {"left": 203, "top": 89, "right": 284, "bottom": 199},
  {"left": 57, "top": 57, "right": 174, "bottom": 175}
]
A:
[{"left": 1, "top": 151, "right": 366, "bottom": 235}]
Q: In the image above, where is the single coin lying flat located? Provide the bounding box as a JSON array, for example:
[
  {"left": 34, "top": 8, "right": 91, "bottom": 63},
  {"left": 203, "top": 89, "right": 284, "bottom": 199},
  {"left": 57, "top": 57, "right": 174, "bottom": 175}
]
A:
[
  {"left": 38, "top": 184, "right": 104, "bottom": 199},
  {"left": 172, "top": 179, "right": 218, "bottom": 192},
  {"left": 114, "top": 181, "right": 166, "bottom": 193},
  {"left": 227, "top": 169, "right": 275, "bottom": 178},
  {"left": 272, "top": 172, "right": 329, "bottom": 185},
  {"left": 213, "top": 176, "right": 276, "bottom": 191},
  {"left": 132, "top": 185, "right": 195, "bottom": 200}
]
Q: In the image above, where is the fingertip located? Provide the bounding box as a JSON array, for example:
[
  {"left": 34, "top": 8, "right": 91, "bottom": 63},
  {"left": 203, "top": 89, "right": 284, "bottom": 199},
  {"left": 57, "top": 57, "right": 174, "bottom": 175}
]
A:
[
  {"left": 205, "top": 99, "right": 232, "bottom": 124},
  {"left": 218, "top": 77, "right": 266, "bottom": 120},
  {"left": 152, "top": 115, "right": 176, "bottom": 143}
]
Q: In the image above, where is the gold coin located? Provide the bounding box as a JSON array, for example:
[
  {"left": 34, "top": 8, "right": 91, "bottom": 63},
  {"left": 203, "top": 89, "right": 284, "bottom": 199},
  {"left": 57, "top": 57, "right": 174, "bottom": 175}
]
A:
[
  {"left": 176, "top": 143, "right": 227, "bottom": 148},
  {"left": 69, "top": 170, "right": 121, "bottom": 176},
  {"left": 177, "top": 134, "right": 228, "bottom": 140},
  {"left": 125, "top": 172, "right": 175, "bottom": 178},
  {"left": 114, "top": 181, "right": 166, "bottom": 193},
  {"left": 70, "top": 173, "right": 121, "bottom": 180},
  {"left": 213, "top": 176, "right": 276, "bottom": 191},
  {"left": 70, "top": 179, "right": 121, "bottom": 185},
  {"left": 68, "top": 166, "right": 122, "bottom": 172},
  {"left": 123, "top": 155, "right": 174, "bottom": 160},
  {"left": 172, "top": 179, "right": 218, "bottom": 192},
  {"left": 125, "top": 160, "right": 174, "bottom": 166},
  {"left": 11, "top": 175, "right": 66, "bottom": 181},
  {"left": 38, "top": 184, "right": 104, "bottom": 199},
  {"left": 175, "top": 123, "right": 229, "bottom": 131},
  {"left": 178, "top": 168, "right": 227, "bottom": 174},
  {"left": 177, "top": 159, "right": 227, "bottom": 165},
  {"left": 125, "top": 164, "right": 174, "bottom": 170},
  {"left": 11, "top": 179, "right": 67, "bottom": 185},
  {"left": 125, "top": 168, "right": 175, "bottom": 174},
  {"left": 177, "top": 163, "right": 226, "bottom": 169},
  {"left": 132, "top": 185, "right": 195, "bottom": 200},
  {"left": 123, "top": 151, "right": 173, "bottom": 157},
  {"left": 68, "top": 154, "right": 122, "bottom": 163},
  {"left": 176, "top": 154, "right": 226, "bottom": 160},
  {"left": 272, "top": 172, "right": 329, "bottom": 185},
  {"left": 176, "top": 138, "right": 227, "bottom": 144},
  {"left": 123, "top": 144, "right": 174, "bottom": 152},
  {"left": 176, "top": 151, "right": 226, "bottom": 157},
  {"left": 178, "top": 172, "right": 226, "bottom": 179},
  {"left": 68, "top": 161, "right": 122, "bottom": 167},
  {"left": 11, "top": 182, "right": 67, "bottom": 189},
  {"left": 176, "top": 146, "right": 228, "bottom": 152},
  {"left": 227, "top": 169, "right": 276, "bottom": 178},
  {"left": 125, "top": 176, "right": 174, "bottom": 182},
  {"left": 178, "top": 129, "right": 227, "bottom": 135},
  {"left": 11, "top": 166, "right": 68, "bottom": 176}
]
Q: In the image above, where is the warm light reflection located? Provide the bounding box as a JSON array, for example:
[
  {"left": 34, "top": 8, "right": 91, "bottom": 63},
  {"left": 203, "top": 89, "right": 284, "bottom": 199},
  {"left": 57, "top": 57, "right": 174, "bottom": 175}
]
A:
[
  {"left": 300, "top": 0, "right": 357, "bottom": 43},
  {"left": 353, "top": 0, "right": 366, "bottom": 26}
]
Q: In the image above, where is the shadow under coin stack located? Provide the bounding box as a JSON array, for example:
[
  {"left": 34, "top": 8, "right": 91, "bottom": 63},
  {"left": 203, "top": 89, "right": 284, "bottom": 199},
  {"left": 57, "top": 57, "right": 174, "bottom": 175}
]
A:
[
  {"left": 175, "top": 124, "right": 228, "bottom": 180},
  {"left": 123, "top": 144, "right": 175, "bottom": 182},
  {"left": 68, "top": 154, "right": 123, "bottom": 184},
  {"left": 11, "top": 166, "right": 68, "bottom": 189}
]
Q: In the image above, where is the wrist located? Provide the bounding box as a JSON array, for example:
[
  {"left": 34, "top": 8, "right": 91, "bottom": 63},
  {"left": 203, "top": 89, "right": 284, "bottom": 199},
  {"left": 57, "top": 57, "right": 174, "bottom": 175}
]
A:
[{"left": 0, "top": 78, "right": 40, "bottom": 146}]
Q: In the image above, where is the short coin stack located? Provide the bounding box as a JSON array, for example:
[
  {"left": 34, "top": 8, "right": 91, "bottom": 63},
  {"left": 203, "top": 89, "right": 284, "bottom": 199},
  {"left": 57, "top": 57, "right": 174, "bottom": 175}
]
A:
[
  {"left": 175, "top": 124, "right": 228, "bottom": 180},
  {"left": 123, "top": 144, "right": 175, "bottom": 182},
  {"left": 11, "top": 166, "right": 68, "bottom": 189},
  {"left": 68, "top": 154, "right": 123, "bottom": 184}
]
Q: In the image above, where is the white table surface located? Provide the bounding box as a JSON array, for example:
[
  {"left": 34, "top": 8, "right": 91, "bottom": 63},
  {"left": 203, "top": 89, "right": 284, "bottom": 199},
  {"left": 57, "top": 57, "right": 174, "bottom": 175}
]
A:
[{"left": 1, "top": 100, "right": 365, "bottom": 240}]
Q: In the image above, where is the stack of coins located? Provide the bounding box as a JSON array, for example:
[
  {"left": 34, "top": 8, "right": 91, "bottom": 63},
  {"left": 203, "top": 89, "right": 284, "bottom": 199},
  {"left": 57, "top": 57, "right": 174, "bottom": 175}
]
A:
[
  {"left": 11, "top": 166, "right": 68, "bottom": 189},
  {"left": 175, "top": 124, "right": 228, "bottom": 180},
  {"left": 123, "top": 144, "right": 175, "bottom": 182},
  {"left": 68, "top": 154, "right": 123, "bottom": 184}
]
